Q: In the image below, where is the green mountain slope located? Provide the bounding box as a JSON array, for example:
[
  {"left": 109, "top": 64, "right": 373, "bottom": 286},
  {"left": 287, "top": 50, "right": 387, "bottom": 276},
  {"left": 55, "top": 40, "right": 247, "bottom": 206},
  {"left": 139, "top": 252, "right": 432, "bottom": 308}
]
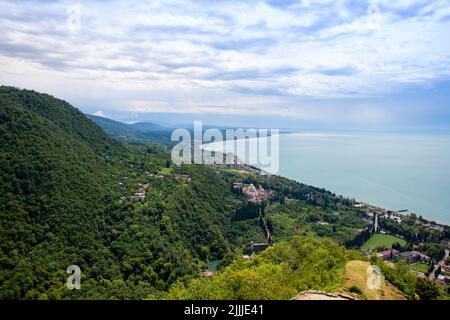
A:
[
  {"left": 130, "top": 121, "right": 167, "bottom": 132},
  {"left": 86, "top": 114, "right": 139, "bottom": 137},
  {"left": 0, "top": 87, "right": 237, "bottom": 299},
  {"left": 87, "top": 114, "right": 172, "bottom": 147},
  {"left": 0, "top": 87, "right": 124, "bottom": 299}
]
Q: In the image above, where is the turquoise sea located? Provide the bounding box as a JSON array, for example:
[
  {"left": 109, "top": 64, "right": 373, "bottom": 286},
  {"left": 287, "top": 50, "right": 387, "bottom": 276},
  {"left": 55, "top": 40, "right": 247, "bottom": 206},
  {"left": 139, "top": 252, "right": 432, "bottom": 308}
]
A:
[
  {"left": 203, "top": 131, "right": 450, "bottom": 224},
  {"left": 276, "top": 132, "right": 450, "bottom": 225}
]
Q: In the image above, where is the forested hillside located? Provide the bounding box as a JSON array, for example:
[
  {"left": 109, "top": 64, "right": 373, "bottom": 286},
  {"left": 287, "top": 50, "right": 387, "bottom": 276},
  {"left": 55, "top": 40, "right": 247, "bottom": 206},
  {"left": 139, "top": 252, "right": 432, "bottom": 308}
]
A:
[
  {"left": 0, "top": 87, "right": 123, "bottom": 298},
  {"left": 0, "top": 87, "right": 239, "bottom": 299},
  {"left": 0, "top": 87, "right": 447, "bottom": 300}
]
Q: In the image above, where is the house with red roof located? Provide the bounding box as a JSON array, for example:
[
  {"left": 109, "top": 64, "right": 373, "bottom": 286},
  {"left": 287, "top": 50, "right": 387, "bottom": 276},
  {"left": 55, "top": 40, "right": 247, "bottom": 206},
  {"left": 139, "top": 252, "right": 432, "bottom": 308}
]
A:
[{"left": 377, "top": 249, "right": 400, "bottom": 261}]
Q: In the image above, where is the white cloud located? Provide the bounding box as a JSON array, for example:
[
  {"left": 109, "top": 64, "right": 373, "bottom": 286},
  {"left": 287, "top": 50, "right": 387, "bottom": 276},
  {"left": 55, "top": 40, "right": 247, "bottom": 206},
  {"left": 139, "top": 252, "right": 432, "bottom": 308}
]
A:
[
  {"left": 94, "top": 110, "right": 105, "bottom": 117},
  {"left": 0, "top": 0, "right": 449, "bottom": 121}
]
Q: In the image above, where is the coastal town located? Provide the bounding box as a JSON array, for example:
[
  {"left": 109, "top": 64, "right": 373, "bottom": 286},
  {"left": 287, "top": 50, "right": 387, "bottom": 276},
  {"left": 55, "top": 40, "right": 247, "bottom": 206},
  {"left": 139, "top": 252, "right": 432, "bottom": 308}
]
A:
[
  {"left": 221, "top": 161, "right": 450, "bottom": 289},
  {"left": 355, "top": 202, "right": 450, "bottom": 287}
]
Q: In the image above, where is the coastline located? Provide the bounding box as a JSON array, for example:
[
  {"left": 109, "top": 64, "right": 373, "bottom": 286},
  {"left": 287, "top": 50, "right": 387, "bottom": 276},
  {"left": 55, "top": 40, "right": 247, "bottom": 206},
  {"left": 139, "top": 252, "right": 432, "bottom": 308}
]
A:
[{"left": 200, "top": 136, "right": 450, "bottom": 228}]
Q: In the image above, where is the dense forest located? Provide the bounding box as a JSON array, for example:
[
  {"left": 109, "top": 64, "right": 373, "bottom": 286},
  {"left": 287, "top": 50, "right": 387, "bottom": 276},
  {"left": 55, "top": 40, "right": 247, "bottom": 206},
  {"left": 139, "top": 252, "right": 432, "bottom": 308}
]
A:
[
  {"left": 0, "top": 87, "right": 448, "bottom": 300},
  {"left": 0, "top": 87, "right": 238, "bottom": 298}
]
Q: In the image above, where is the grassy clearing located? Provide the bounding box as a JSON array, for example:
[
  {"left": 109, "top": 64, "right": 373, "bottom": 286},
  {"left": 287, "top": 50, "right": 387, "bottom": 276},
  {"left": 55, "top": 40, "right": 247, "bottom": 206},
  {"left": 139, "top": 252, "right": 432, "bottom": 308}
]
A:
[
  {"left": 159, "top": 167, "right": 173, "bottom": 175},
  {"left": 361, "top": 234, "right": 406, "bottom": 250},
  {"left": 410, "top": 262, "right": 429, "bottom": 273}
]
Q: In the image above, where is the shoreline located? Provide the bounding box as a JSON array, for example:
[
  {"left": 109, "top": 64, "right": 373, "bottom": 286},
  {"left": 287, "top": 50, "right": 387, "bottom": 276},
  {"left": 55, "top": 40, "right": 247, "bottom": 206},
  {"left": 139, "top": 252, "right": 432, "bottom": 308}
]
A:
[{"left": 200, "top": 146, "right": 449, "bottom": 228}]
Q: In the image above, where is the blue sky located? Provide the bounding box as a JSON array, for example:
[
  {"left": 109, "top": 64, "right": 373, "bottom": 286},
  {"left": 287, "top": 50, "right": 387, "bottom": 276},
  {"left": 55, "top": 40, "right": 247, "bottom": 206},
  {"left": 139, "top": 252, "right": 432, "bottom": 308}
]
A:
[{"left": 0, "top": 0, "right": 450, "bottom": 130}]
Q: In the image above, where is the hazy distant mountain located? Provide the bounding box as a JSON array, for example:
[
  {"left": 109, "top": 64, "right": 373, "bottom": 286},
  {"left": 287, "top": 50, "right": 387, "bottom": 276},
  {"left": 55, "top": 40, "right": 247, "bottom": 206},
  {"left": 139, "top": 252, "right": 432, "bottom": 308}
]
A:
[
  {"left": 87, "top": 114, "right": 138, "bottom": 136},
  {"left": 87, "top": 114, "right": 173, "bottom": 146},
  {"left": 129, "top": 121, "right": 168, "bottom": 132}
]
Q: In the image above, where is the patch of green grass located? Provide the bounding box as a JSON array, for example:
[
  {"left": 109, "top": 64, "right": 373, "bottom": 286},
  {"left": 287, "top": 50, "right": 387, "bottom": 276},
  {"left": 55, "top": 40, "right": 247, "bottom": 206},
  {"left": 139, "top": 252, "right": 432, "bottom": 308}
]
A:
[
  {"left": 159, "top": 167, "right": 173, "bottom": 175},
  {"left": 410, "top": 262, "right": 428, "bottom": 274},
  {"left": 361, "top": 234, "right": 406, "bottom": 250}
]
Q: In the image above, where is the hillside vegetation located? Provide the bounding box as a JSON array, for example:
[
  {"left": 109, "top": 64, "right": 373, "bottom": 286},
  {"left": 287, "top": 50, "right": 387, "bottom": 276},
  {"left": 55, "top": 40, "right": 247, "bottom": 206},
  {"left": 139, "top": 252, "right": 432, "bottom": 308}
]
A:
[
  {"left": 343, "top": 260, "right": 405, "bottom": 300},
  {"left": 156, "top": 236, "right": 363, "bottom": 300},
  {"left": 0, "top": 87, "right": 447, "bottom": 300},
  {"left": 0, "top": 87, "right": 238, "bottom": 299},
  {"left": 87, "top": 115, "right": 172, "bottom": 147}
]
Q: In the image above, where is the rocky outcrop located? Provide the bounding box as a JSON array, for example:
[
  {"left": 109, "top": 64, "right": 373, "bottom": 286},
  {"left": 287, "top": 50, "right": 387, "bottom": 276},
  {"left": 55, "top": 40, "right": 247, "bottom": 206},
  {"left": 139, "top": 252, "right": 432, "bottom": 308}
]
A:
[{"left": 292, "top": 290, "right": 360, "bottom": 300}]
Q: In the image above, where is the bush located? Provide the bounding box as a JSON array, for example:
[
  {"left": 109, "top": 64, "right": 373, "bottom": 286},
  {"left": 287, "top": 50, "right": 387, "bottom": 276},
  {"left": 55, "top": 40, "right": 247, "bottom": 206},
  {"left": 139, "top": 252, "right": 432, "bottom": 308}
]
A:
[{"left": 349, "top": 285, "right": 363, "bottom": 295}]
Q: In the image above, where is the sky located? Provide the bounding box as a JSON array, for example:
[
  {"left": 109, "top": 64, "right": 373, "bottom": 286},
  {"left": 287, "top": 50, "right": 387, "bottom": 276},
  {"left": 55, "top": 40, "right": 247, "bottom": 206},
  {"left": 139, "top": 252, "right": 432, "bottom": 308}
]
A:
[{"left": 0, "top": 0, "right": 450, "bottom": 130}]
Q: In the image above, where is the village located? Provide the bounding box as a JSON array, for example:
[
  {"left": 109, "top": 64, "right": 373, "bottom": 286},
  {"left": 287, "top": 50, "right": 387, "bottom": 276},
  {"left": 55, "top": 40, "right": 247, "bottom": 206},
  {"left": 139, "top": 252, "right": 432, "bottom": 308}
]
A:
[
  {"left": 376, "top": 247, "right": 450, "bottom": 286},
  {"left": 355, "top": 202, "right": 450, "bottom": 286},
  {"left": 232, "top": 182, "right": 273, "bottom": 204}
]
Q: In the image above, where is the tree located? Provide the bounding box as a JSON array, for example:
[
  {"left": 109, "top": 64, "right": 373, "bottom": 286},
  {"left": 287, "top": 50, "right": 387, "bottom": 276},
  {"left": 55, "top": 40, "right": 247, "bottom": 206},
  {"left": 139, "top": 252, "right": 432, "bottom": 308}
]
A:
[{"left": 415, "top": 278, "right": 440, "bottom": 300}]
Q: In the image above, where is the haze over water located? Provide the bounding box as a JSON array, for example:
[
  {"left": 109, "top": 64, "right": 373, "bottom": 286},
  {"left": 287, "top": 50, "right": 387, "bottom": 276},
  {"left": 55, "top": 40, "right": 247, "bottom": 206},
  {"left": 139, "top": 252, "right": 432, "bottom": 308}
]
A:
[{"left": 278, "top": 132, "right": 450, "bottom": 225}]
